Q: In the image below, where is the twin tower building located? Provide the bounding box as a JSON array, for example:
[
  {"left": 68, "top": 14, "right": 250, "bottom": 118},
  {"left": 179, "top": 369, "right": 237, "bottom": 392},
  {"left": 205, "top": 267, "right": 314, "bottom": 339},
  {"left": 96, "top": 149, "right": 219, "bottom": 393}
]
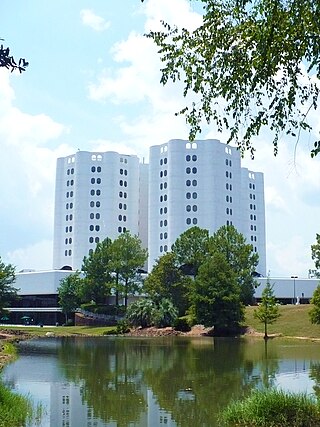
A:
[{"left": 53, "top": 139, "right": 266, "bottom": 275}]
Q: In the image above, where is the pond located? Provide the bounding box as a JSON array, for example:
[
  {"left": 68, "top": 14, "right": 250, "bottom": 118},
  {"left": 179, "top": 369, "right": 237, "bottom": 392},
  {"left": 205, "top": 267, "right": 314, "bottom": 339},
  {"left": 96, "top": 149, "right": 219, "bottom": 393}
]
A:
[{"left": 3, "top": 336, "right": 320, "bottom": 427}]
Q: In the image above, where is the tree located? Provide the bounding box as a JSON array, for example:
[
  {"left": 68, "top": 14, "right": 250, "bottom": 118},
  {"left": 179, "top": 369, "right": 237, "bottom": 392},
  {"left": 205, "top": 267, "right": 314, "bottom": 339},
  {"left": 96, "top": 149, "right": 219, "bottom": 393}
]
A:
[
  {"left": 209, "top": 225, "right": 259, "bottom": 305},
  {"left": 171, "top": 226, "right": 210, "bottom": 276},
  {"left": 144, "top": 252, "right": 191, "bottom": 315},
  {"left": 81, "top": 238, "right": 113, "bottom": 304},
  {"left": 0, "top": 40, "right": 28, "bottom": 72},
  {"left": 126, "top": 298, "right": 156, "bottom": 328},
  {"left": 309, "top": 285, "right": 320, "bottom": 325},
  {"left": 254, "top": 278, "right": 280, "bottom": 339},
  {"left": 146, "top": 1, "right": 320, "bottom": 158},
  {"left": 311, "top": 234, "right": 320, "bottom": 278},
  {"left": 112, "top": 232, "right": 148, "bottom": 307},
  {"left": 0, "top": 257, "right": 18, "bottom": 312},
  {"left": 153, "top": 298, "right": 179, "bottom": 328},
  {"left": 58, "top": 272, "right": 82, "bottom": 323},
  {"left": 191, "top": 251, "right": 244, "bottom": 333}
]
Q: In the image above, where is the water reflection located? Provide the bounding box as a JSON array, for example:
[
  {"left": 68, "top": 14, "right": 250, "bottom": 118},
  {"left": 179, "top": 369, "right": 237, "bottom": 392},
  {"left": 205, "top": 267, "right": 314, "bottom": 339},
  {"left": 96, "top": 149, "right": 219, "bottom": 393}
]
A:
[{"left": 2, "top": 337, "right": 320, "bottom": 427}]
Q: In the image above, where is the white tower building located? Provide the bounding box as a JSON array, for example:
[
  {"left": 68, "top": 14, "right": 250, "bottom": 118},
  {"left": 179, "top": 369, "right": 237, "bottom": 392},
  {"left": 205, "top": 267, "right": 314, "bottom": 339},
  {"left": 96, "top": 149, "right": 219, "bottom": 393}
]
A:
[
  {"left": 53, "top": 151, "right": 148, "bottom": 270},
  {"left": 148, "top": 139, "right": 266, "bottom": 275}
]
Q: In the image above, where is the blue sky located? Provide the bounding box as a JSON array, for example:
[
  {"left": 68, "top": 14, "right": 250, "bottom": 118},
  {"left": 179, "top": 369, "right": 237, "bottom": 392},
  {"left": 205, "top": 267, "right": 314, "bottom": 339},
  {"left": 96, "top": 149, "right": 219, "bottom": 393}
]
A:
[{"left": 1, "top": 0, "right": 320, "bottom": 277}]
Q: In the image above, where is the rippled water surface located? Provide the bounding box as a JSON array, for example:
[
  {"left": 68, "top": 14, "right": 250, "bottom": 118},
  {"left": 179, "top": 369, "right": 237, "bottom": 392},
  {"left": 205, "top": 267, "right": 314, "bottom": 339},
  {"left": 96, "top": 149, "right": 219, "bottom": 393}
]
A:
[{"left": 3, "top": 337, "right": 320, "bottom": 427}]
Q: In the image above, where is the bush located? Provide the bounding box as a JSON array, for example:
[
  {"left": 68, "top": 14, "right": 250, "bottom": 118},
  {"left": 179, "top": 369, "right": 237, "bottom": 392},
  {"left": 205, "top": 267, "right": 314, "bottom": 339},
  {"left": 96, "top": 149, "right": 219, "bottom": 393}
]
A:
[
  {"left": 116, "top": 319, "right": 130, "bottom": 334},
  {"left": 174, "top": 317, "right": 191, "bottom": 332},
  {"left": 126, "top": 299, "right": 155, "bottom": 328},
  {"left": 220, "top": 389, "right": 320, "bottom": 427},
  {"left": 80, "top": 303, "right": 126, "bottom": 316}
]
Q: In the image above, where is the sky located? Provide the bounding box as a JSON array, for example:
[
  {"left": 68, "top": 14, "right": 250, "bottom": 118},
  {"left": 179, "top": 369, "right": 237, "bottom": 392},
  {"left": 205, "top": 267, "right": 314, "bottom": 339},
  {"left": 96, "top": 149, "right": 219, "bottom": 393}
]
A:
[{"left": 1, "top": 0, "right": 319, "bottom": 278}]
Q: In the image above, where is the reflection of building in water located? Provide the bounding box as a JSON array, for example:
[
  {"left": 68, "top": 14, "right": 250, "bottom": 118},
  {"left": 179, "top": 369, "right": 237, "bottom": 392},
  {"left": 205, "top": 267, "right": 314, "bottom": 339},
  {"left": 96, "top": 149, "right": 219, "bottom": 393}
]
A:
[
  {"left": 147, "top": 390, "right": 177, "bottom": 427},
  {"left": 49, "top": 381, "right": 177, "bottom": 426}
]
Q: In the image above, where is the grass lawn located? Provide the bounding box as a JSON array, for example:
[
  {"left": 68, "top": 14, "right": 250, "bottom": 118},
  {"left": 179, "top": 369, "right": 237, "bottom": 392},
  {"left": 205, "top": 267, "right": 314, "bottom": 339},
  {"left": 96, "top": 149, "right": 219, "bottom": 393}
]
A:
[
  {"left": 2, "top": 325, "right": 117, "bottom": 337},
  {"left": 245, "top": 304, "right": 320, "bottom": 339},
  {"left": 1, "top": 305, "right": 320, "bottom": 340}
]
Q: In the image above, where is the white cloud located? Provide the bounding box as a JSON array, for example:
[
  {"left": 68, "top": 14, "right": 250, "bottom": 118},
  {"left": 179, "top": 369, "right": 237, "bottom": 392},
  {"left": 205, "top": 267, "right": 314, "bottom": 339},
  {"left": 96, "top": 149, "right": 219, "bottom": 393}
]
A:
[
  {"left": 0, "top": 70, "right": 73, "bottom": 271},
  {"left": 6, "top": 240, "right": 53, "bottom": 271},
  {"left": 80, "top": 9, "right": 110, "bottom": 32}
]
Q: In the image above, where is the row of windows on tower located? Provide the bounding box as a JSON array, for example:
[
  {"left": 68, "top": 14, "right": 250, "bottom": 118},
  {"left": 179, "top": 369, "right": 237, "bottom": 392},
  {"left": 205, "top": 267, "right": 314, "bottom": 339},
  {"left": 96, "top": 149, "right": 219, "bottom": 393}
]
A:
[
  {"left": 160, "top": 182, "right": 167, "bottom": 190},
  {"left": 226, "top": 171, "right": 232, "bottom": 178},
  {"left": 67, "top": 168, "right": 74, "bottom": 175},
  {"left": 186, "top": 192, "right": 197, "bottom": 199},
  {"left": 226, "top": 183, "right": 233, "bottom": 190},
  {"left": 160, "top": 232, "right": 168, "bottom": 239},
  {"left": 91, "top": 178, "right": 101, "bottom": 184},
  {"left": 90, "top": 201, "right": 100, "bottom": 208},
  {"left": 118, "top": 226, "right": 127, "bottom": 233},
  {"left": 187, "top": 180, "right": 197, "bottom": 186},
  {"left": 66, "top": 180, "right": 74, "bottom": 186},
  {"left": 249, "top": 183, "right": 256, "bottom": 189},
  {"left": 66, "top": 203, "right": 73, "bottom": 209},
  {"left": 251, "top": 235, "right": 258, "bottom": 242},
  {"left": 66, "top": 191, "right": 74, "bottom": 198},
  {"left": 186, "top": 218, "right": 198, "bottom": 225},
  {"left": 66, "top": 215, "right": 73, "bottom": 221},
  {"left": 225, "top": 159, "right": 232, "bottom": 166},
  {"left": 120, "top": 168, "right": 127, "bottom": 175},
  {"left": 160, "top": 207, "right": 167, "bottom": 214},
  {"left": 90, "top": 189, "right": 101, "bottom": 196},
  {"left": 186, "top": 167, "right": 197, "bottom": 174},
  {"left": 119, "top": 180, "right": 127, "bottom": 187},
  {"left": 91, "top": 166, "right": 101, "bottom": 173},
  {"left": 160, "top": 245, "right": 168, "bottom": 253},
  {"left": 186, "top": 154, "right": 197, "bottom": 161},
  {"left": 160, "top": 158, "right": 168, "bottom": 165},
  {"left": 160, "top": 195, "right": 167, "bottom": 202},
  {"left": 119, "top": 191, "right": 127, "bottom": 198},
  {"left": 160, "top": 170, "right": 167, "bottom": 178}
]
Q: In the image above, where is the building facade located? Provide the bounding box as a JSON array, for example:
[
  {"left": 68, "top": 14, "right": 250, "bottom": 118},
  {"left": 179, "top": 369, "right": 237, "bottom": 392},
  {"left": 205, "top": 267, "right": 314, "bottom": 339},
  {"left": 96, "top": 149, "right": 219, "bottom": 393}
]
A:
[
  {"left": 148, "top": 139, "right": 266, "bottom": 274},
  {"left": 53, "top": 151, "right": 148, "bottom": 270},
  {"left": 53, "top": 140, "right": 266, "bottom": 274}
]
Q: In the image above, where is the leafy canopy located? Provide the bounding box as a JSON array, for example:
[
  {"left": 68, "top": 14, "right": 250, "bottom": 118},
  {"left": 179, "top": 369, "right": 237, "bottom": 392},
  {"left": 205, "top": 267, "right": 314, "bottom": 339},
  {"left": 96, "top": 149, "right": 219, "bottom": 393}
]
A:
[
  {"left": 254, "top": 277, "right": 280, "bottom": 338},
  {"left": 191, "top": 251, "right": 244, "bottom": 331},
  {"left": 309, "top": 284, "right": 320, "bottom": 325},
  {"left": 0, "top": 40, "right": 28, "bottom": 72},
  {"left": 0, "top": 257, "right": 18, "bottom": 311},
  {"left": 311, "top": 234, "right": 320, "bottom": 279},
  {"left": 58, "top": 272, "right": 82, "bottom": 322},
  {"left": 146, "top": 0, "right": 320, "bottom": 158}
]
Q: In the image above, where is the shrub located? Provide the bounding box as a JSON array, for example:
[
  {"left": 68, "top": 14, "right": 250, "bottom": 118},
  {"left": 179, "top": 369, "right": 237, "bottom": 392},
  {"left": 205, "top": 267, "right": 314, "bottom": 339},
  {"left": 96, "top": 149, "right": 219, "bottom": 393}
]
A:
[
  {"left": 126, "top": 299, "right": 156, "bottom": 328},
  {"left": 153, "top": 298, "right": 178, "bottom": 328},
  {"left": 220, "top": 389, "right": 320, "bottom": 427},
  {"left": 80, "top": 304, "right": 126, "bottom": 316},
  {"left": 116, "top": 319, "right": 130, "bottom": 334},
  {"left": 174, "top": 317, "right": 191, "bottom": 332}
]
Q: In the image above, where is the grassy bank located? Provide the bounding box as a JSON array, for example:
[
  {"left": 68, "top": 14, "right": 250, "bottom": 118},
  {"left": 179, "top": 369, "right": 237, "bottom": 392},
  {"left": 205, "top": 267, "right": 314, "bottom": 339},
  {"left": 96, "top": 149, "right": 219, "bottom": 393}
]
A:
[
  {"left": 0, "top": 304, "right": 319, "bottom": 339},
  {"left": 0, "top": 325, "right": 117, "bottom": 337},
  {"left": 220, "top": 389, "right": 320, "bottom": 427},
  {"left": 0, "top": 342, "right": 42, "bottom": 427},
  {"left": 245, "top": 304, "right": 320, "bottom": 339}
]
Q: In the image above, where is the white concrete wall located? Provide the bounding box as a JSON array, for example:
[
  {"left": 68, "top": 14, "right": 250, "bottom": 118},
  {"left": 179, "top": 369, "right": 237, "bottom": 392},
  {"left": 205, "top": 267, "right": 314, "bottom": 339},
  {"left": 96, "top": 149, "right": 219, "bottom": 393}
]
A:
[
  {"left": 53, "top": 151, "right": 140, "bottom": 270},
  {"left": 15, "top": 270, "right": 75, "bottom": 295},
  {"left": 148, "top": 139, "right": 266, "bottom": 273},
  {"left": 254, "top": 277, "right": 319, "bottom": 300}
]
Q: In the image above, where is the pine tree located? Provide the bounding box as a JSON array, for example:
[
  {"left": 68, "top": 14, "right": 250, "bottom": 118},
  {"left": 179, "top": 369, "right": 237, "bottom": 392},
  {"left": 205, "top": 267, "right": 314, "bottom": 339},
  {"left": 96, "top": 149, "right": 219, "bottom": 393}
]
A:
[{"left": 254, "top": 278, "right": 280, "bottom": 339}]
